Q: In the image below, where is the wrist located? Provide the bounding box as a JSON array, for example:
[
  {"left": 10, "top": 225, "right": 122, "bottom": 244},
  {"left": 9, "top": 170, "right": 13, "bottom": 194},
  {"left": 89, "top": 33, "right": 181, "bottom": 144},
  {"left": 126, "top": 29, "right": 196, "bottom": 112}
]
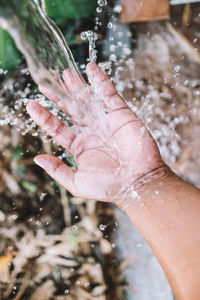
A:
[
  {"left": 117, "top": 163, "right": 176, "bottom": 213},
  {"left": 133, "top": 163, "right": 174, "bottom": 195}
]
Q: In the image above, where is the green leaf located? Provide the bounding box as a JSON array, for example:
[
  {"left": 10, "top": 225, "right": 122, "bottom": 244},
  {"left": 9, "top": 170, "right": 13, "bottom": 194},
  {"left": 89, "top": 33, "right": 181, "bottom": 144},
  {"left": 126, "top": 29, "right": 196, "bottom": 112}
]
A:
[
  {"left": 45, "top": 0, "right": 97, "bottom": 23},
  {"left": 16, "top": 165, "right": 26, "bottom": 174},
  {"left": 12, "top": 146, "right": 23, "bottom": 161},
  {"left": 0, "top": 28, "right": 21, "bottom": 71},
  {"left": 22, "top": 181, "right": 37, "bottom": 194}
]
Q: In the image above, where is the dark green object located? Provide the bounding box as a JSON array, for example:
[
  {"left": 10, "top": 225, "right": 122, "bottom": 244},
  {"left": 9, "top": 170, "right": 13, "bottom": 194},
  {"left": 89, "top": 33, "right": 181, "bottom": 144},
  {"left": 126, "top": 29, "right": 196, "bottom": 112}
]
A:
[
  {"left": 63, "top": 153, "right": 77, "bottom": 169},
  {"left": 0, "top": 28, "right": 21, "bottom": 71},
  {"left": 45, "top": 0, "right": 97, "bottom": 24},
  {"left": 16, "top": 165, "right": 26, "bottom": 174},
  {"left": 12, "top": 146, "right": 23, "bottom": 161},
  {"left": 22, "top": 181, "right": 37, "bottom": 194}
]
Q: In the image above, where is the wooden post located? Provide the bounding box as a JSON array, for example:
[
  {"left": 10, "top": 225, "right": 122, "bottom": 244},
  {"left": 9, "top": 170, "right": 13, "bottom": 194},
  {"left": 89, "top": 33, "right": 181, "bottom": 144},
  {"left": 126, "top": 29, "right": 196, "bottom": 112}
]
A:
[{"left": 120, "top": 0, "right": 170, "bottom": 23}]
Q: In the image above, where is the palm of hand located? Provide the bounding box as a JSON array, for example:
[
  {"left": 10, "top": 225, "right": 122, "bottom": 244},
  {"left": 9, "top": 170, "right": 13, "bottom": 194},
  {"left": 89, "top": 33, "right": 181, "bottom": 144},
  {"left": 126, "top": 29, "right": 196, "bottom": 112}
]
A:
[{"left": 27, "top": 63, "right": 162, "bottom": 204}]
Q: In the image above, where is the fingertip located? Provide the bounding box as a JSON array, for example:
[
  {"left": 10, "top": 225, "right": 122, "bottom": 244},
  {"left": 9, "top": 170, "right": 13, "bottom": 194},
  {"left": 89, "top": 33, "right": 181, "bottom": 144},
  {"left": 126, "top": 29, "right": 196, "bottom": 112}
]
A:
[
  {"left": 86, "top": 63, "right": 109, "bottom": 87},
  {"left": 34, "top": 154, "right": 49, "bottom": 168},
  {"left": 26, "top": 100, "right": 37, "bottom": 113},
  {"left": 26, "top": 101, "right": 46, "bottom": 123},
  {"left": 86, "top": 62, "right": 100, "bottom": 79},
  {"left": 86, "top": 62, "right": 97, "bottom": 73}
]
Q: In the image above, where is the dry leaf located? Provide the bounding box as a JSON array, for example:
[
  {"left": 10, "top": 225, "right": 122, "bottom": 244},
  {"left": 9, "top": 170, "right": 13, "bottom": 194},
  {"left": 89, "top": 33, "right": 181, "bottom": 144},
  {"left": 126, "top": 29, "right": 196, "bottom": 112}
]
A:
[
  {"left": 0, "top": 251, "right": 18, "bottom": 273},
  {"left": 99, "top": 239, "right": 112, "bottom": 255},
  {"left": 28, "top": 280, "right": 56, "bottom": 300}
]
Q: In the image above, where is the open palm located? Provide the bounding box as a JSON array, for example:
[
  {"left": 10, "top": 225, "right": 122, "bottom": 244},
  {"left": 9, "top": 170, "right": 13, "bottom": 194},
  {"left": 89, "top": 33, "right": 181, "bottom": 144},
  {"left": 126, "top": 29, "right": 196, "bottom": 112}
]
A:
[{"left": 27, "top": 63, "right": 163, "bottom": 206}]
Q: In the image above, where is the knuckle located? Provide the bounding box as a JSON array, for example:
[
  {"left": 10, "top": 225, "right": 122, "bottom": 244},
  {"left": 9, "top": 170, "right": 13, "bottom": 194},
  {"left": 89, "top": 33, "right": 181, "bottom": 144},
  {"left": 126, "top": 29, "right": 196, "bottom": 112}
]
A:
[{"left": 45, "top": 111, "right": 54, "bottom": 125}]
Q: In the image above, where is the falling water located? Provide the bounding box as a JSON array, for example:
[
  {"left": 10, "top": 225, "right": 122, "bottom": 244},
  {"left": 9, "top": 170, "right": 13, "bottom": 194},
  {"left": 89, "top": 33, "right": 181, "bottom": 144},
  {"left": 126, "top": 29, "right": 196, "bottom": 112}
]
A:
[
  {"left": 0, "top": 0, "right": 113, "bottom": 147},
  {"left": 0, "top": 0, "right": 81, "bottom": 87}
]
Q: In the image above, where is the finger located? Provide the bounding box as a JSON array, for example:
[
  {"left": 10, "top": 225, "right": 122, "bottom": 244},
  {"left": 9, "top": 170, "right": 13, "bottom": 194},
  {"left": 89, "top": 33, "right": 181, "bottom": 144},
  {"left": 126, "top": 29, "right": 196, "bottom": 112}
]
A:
[
  {"left": 40, "top": 69, "right": 86, "bottom": 104},
  {"left": 39, "top": 78, "right": 72, "bottom": 116},
  {"left": 39, "top": 70, "right": 65, "bottom": 107},
  {"left": 39, "top": 84, "right": 82, "bottom": 125},
  {"left": 27, "top": 101, "right": 76, "bottom": 151},
  {"left": 62, "top": 68, "right": 86, "bottom": 94},
  {"left": 34, "top": 154, "right": 77, "bottom": 194},
  {"left": 86, "top": 62, "right": 127, "bottom": 111},
  {"left": 39, "top": 72, "right": 88, "bottom": 124},
  {"left": 39, "top": 85, "right": 61, "bottom": 106},
  {"left": 62, "top": 69, "right": 94, "bottom": 114}
]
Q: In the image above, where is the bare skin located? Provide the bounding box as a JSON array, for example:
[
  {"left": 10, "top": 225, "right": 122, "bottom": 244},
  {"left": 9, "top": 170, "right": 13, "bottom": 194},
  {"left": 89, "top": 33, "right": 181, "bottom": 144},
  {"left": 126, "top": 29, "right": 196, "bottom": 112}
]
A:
[
  {"left": 27, "top": 63, "right": 163, "bottom": 205},
  {"left": 27, "top": 63, "right": 200, "bottom": 300}
]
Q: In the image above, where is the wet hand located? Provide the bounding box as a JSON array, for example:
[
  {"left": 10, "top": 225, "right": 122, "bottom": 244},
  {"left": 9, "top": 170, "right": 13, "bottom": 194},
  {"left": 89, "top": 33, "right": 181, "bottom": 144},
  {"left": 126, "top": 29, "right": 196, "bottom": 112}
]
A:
[{"left": 27, "top": 63, "right": 163, "bottom": 209}]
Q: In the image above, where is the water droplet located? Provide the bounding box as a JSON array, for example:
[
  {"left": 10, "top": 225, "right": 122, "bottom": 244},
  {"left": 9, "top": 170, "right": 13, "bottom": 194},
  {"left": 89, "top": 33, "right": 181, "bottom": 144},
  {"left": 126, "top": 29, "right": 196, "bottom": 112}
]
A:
[
  {"left": 107, "top": 22, "right": 113, "bottom": 29},
  {"left": 80, "top": 31, "right": 98, "bottom": 62},
  {"left": 80, "top": 31, "right": 87, "bottom": 40},
  {"left": 109, "top": 54, "right": 117, "bottom": 62},
  {"left": 123, "top": 47, "right": 131, "bottom": 56},
  {"left": 132, "top": 191, "right": 138, "bottom": 198},
  {"left": 113, "top": 4, "right": 122, "bottom": 13},
  {"left": 193, "top": 38, "right": 197, "bottom": 44},
  {"left": 85, "top": 282, "right": 90, "bottom": 287},
  {"left": 97, "top": 0, "right": 107, "bottom": 6},
  {"left": 193, "top": 90, "right": 200, "bottom": 96},
  {"left": 174, "top": 65, "right": 181, "bottom": 73},
  {"left": 109, "top": 45, "right": 116, "bottom": 52},
  {"left": 96, "top": 7, "right": 103, "bottom": 13},
  {"left": 99, "top": 224, "right": 107, "bottom": 231}
]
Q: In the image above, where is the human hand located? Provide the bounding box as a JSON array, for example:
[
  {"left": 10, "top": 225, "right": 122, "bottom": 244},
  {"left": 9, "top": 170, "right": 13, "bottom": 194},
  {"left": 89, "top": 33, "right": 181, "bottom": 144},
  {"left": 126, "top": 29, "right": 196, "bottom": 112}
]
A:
[{"left": 27, "top": 63, "right": 163, "bottom": 209}]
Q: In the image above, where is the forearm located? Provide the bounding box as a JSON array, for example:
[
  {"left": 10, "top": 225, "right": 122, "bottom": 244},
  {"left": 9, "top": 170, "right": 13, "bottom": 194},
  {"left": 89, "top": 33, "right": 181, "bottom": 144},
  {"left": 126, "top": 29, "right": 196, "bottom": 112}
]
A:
[{"left": 124, "top": 165, "right": 200, "bottom": 300}]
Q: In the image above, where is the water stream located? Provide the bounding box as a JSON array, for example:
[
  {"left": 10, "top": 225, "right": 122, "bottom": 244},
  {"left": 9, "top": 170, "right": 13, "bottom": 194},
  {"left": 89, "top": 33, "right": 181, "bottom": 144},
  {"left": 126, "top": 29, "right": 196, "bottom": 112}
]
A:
[
  {"left": 0, "top": 0, "right": 81, "bottom": 86},
  {"left": 0, "top": 0, "right": 114, "bottom": 150}
]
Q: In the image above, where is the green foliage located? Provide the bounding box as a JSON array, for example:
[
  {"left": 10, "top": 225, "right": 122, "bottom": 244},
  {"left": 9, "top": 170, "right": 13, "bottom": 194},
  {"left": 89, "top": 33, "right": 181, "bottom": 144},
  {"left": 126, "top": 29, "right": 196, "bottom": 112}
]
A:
[
  {"left": 16, "top": 165, "right": 26, "bottom": 174},
  {"left": 45, "top": 0, "right": 97, "bottom": 23},
  {"left": 0, "top": 28, "right": 21, "bottom": 71},
  {"left": 12, "top": 146, "right": 23, "bottom": 161},
  {"left": 22, "top": 181, "right": 37, "bottom": 194}
]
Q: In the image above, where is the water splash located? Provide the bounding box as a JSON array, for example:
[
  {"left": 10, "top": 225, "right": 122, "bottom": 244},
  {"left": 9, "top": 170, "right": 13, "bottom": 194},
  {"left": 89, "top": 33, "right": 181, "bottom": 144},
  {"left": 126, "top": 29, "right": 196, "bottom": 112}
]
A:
[{"left": 81, "top": 31, "right": 98, "bottom": 62}]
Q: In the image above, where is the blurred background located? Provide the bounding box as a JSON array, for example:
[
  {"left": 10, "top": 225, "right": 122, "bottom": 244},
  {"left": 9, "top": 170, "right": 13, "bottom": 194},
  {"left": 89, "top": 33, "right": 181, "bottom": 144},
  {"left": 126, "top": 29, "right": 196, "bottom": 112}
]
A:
[{"left": 0, "top": 0, "right": 200, "bottom": 299}]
